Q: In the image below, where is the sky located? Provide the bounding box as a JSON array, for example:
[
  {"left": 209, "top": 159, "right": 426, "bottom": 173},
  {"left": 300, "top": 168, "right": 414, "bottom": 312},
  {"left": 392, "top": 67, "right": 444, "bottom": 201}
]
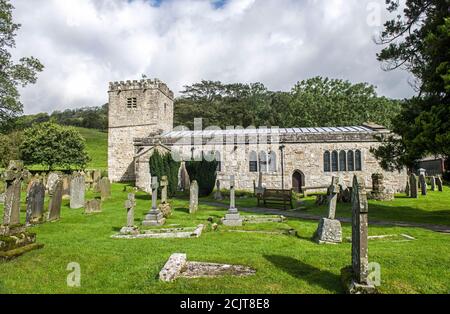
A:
[{"left": 10, "top": 0, "right": 415, "bottom": 114}]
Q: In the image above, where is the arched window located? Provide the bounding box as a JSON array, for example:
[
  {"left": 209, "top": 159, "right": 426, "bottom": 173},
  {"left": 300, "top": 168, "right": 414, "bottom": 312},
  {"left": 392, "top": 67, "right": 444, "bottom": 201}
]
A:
[
  {"left": 259, "top": 151, "right": 268, "bottom": 173},
  {"left": 249, "top": 151, "right": 258, "bottom": 172},
  {"left": 331, "top": 151, "right": 338, "bottom": 172},
  {"left": 355, "top": 150, "right": 362, "bottom": 171},
  {"left": 324, "top": 151, "right": 331, "bottom": 172},
  {"left": 215, "top": 151, "right": 222, "bottom": 172},
  {"left": 268, "top": 151, "right": 277, "bottom": 172},
  {"left": 339, "top": 151, "right": 347, "bottom": 171},
  {"left": 347, "top": 150, "right": 355, "bottom": 171}
]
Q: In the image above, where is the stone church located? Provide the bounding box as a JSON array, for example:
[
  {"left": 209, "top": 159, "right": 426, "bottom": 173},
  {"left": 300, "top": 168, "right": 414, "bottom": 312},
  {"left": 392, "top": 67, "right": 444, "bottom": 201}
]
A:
[{"left": 108, "top": 78, "right": 407, "bottom": 193}]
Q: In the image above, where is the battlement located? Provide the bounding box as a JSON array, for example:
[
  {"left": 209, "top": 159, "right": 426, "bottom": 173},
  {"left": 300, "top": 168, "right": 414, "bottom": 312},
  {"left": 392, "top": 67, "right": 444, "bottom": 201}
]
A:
[{"left": 109, "top": 79, "right": 174, "bottom": 99}]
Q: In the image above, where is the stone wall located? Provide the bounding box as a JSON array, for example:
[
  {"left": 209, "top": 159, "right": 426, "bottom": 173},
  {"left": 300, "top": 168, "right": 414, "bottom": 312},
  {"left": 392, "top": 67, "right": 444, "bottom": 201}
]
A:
[{"left": 108, "top": 79, "right": 174, "bottom": 182}]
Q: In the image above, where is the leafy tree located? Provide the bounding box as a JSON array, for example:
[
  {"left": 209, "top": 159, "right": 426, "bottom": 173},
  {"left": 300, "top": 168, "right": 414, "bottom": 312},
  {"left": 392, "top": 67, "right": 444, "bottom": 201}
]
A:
[
  {"left": 0, "top": 130, "right": 22, "bottom": 167},
  {"left": 0, "top": 0, "right": 43, "bottom": 126},
  {"left": 20, "top": 122, "right": 90, "bottom": 170},
  {"left": 372, "top": 0, "right": 450, "bottom": 171},
  {"left": 185, "top": 157, "right": 218, "bottom": 197}
]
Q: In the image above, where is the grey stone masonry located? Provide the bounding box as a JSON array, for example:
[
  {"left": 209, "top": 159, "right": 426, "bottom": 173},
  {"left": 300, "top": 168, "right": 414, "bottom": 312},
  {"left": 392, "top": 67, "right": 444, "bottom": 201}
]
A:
[
  {"left": 2, "top": 161, "right": 27, "bottom": 226},
  {"left": 222, "top": 175, "right": 243, "bottom": 227},
  {"left": 189, "top": 180, "right": 199, "bottom": 214},
  {"left": 70, "top": 173, "right": 85, "bottom": 209},
  {"left": 409, "top": 174, "right": 418, "bottom": 198},
  {"left": 159, "top": 253, "right": 187, "bottom": 282},
  {"left": 25, "top": 180, "right": 45, "bottom": 225},
  {"left": 142, "top": 177, "right": 165, "bottom": 226}
]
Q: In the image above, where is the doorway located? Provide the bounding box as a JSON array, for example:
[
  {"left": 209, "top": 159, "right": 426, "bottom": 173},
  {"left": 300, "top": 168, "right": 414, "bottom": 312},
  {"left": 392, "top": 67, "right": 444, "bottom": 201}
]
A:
[{"left": 292, "top": 170, "right": 304, "bottom": 193}]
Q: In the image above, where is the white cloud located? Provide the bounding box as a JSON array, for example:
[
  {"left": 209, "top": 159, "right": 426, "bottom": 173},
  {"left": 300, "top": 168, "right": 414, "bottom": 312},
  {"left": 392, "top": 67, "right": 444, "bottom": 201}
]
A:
[{"left": 11, "top": 0, "right": 415, "bottom": 114}]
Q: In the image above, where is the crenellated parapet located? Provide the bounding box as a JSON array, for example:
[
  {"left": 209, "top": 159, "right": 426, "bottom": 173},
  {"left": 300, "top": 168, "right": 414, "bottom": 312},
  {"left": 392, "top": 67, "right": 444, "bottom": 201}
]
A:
[{"left": 109, "top": 79, "right": 174, "bottom": 99}]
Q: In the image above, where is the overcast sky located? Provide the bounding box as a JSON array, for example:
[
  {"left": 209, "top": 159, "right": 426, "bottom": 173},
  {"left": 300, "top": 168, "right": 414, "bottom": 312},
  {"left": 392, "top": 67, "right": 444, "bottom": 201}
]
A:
[{"left": 11, "top": 0, "right": 415, "bottom": 114}]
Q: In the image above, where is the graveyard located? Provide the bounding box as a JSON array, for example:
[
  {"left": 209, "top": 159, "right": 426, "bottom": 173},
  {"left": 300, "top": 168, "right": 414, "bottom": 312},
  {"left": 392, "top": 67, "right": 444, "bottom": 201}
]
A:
[{"left": 0, "top": 173, "right": 449, "bottom": 294}]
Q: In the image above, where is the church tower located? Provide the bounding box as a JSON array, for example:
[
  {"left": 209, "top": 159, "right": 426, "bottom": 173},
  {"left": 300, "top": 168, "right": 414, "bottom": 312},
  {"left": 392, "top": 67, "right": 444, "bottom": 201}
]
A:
[{"left": 108, "top": 79, "right": 174, "bottom": 182}]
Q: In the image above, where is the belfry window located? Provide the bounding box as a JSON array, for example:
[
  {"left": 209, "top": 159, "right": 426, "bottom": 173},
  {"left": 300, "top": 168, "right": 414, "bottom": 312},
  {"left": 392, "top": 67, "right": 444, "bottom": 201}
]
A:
[{"left": 127, "top": 97, "right": 137, "bottom": 109}]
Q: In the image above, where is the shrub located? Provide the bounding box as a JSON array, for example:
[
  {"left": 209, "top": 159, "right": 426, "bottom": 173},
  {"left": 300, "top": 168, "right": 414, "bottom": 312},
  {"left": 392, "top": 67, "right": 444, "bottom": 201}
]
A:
[
  {"left": 149, "top": 150, "right": 180, "bottom": 197},
  {"left": 185, "top": 158, "right": 218, "bottom": 197}
]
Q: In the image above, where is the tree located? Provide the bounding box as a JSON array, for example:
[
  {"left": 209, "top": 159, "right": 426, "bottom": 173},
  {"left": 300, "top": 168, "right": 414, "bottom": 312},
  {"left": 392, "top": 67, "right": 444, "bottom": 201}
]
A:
[
  {"left": 0, "top": 130, "right": 22, "bottom": 167},
  {"left": 20, "top": 122, "right": 90, "bottom": 170},
  {"left": 0, "top": 0, "right": 44, "bottom": 126},
  {"left": 149, "top": 150, "right": 180, "bottom": 197},
  {"left": 185, "top": 157, "right": 218, "bottom": 197},
  {"left": 373, "top": 0, "right": 450, "bottom": 171}
]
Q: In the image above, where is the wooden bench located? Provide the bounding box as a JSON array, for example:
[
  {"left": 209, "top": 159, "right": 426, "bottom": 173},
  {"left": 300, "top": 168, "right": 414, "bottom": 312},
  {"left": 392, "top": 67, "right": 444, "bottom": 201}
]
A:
[
  {"left": 257, "top": 189, "right": 293, "bottom": 210},
  {"left": 302, "top": 185, "right": 329, "bottom": 197}
]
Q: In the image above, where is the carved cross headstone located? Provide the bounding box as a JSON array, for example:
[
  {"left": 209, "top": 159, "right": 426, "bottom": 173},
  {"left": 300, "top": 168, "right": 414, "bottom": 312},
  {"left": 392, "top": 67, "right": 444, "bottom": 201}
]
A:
[
  {"left": 189, "top": 180, "right": 199, "bottom": 214},
  {"left": 419, "top": 174, "right": 427, "bottom": 196},
  {"left": 327, "top": 177, "right": 340, "bottom": 220},
  {"left": 70, "top": 172, "right": 85, "bottom": 209},
  {"left": 351, "top": 175, "right": 369, "bottom": 285},
  {"left": 142, "top": 176, "right": 165, "bottom": 226},
  {"left": 430, "top": 176, "right": 436, "bottom": 191},
  {"left": 222, "top": 175, "right": 243, "bottom": 226},
  {"left": 151, "top": 176, "right": 159, "bottom": 210},
  {"left": 409, "top": 174, "right": 418, "bottom": 198},
  {"left": 48, "top": 179, "right": 63, "bottom": 222},
  {"left": 436, "top": 176, "right": 443, "bottom": 192},
  {"left": 2, "top": 161, "right": 26, "bottom": 226},
  {"left": 160, "top": 176, "right": 168, "bottom": 204},
  {"left": 229, "top": 175, "right": 236, "bottom": 212},
  {"left": 25, "top": 180, "right": 45, "bottom": 225},
  {"left": 125, "top": 193, "right": 136, "bottom": 227}
]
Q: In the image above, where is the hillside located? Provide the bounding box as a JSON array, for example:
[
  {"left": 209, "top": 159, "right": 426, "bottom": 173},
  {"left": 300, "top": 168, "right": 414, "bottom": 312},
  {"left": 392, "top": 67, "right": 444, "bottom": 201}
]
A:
[{"left": 75, "top": 127, "right": 108, "bottom": 170}]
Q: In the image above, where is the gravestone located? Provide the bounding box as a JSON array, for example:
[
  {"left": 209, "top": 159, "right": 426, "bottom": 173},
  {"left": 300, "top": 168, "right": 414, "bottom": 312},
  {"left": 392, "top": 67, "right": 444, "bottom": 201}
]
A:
[
  {"left": 430, "top": 176, "right": 436, "bottom": 191},
  {"left": 25, "top": 180, "right": 45, "bottom": 225},
  {"left": 2, "top": 161, "right": 27, "bottom": 226},
  {"left": 255, "top": 172, "right": 265, "bottom": 195},
  {"left": 46, "top": 172, "right": 60, "bottom": 193},
  {"left": 84, "top": 199, "right": 102, "bottom": 214},
  {"left": 436, "top": 176, "right": 443, "bottom": 192},
  {"left": 47, "top": 179, "right": 63, "bottom": 222},
  {"left": 419, "top": 174, "right": 427, "bottom": 196},
  {"left": 62, "top": 175, "right": 70, "bottom": 199},
  {"left": 214, "top": 179, "right": 223, "bottom": 201},
  {"left": 142, "top": 177, "right": 165, "bottom": 226},
  {"left": 341, "top": 175, "right": 376, "bottom": 293},
  {"left": 405, "top": 179, "right": 410, "bottom": 197},
  {"left": 371, "top": 173, "right": 394, "bottom": 201},
  {"left": 158, "top": 176, "right": 172, "bottom": 218},
  {"left": 409, "top": 174, "right": 418, "bottom": 198},
  {"left": 120, "top": 193, "right": 139, "bottom": 235},
  {"left": 189, "top": 180, "right": 199, "bottom": 214},
  {"left": 84, "top": 171, "right": 94, "bottom": 190},
  {"left": 222, "top": 175, "right": 243, "bottom": 226},
  {"left": 99, "top": 177, "right": 111, "bottom": 201},
  {"left": 70, "top": 173, "right": 85, "bottom": 209},
  {"left": 314, "top": 177, "right": 342, "bottom": 244}
]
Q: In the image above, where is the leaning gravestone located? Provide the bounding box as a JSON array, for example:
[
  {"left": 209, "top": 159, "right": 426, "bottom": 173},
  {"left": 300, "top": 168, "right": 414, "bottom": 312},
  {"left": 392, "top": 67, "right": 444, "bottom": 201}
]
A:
[
  {"left": 222, "top": 175, "right": 243, "bottom": 226},
  {"left": 409, "top": 174, "right": 418, "bottom": 198},
  {"left": 436, "top": 176, "right": 443, "bottom": 192},
  {"left": 430, "top": 176, "right": 436, "bottom": 191},
  {"left": 70, "top": 173, "right": 85, "bottom": 209},
  {"left": 2, "top": 161, "right": 27, "bottom": 226},
  {"left": 341, "top": 175, "right": 376, "bottom": 294},
  {"left": 142, "top": 177, "right": 165, "bottom": 226},
  {"left": 47, "top": 179, "right": 63, "bottom": 222},
  {"left": 25, "top": 180, "right": 45, "bottom": 225},
  {"left": 99, "top": 177, "right": 111, "bottom": 201},
  {"left": 419, "top": 174, "right": 427, "bottom": 196},
  {"left": 189, "top": 180, "right": 199, "bottom": 214},
  {"left": 314, "top": 177, "right": 342, "bottom": 244},
  {"left": 84, "top": 199, "right": 102, "bottom": 214}
]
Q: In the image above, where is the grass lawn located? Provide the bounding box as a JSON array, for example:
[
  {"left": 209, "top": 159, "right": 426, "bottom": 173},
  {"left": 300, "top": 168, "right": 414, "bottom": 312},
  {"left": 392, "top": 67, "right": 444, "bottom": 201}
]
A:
[
  {"left": 75, "top": 127, "right": 108, "bottom": 170},
  {"left": 205, "top": 185, "right": 450, "bottom": 226},
  {"left": 0, "top": 183, "right": 449, "bottom": 294}
]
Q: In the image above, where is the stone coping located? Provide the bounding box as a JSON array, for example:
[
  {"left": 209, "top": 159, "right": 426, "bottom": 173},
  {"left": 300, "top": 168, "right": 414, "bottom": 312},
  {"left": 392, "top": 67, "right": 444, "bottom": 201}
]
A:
[{"left": 111, "top": 224, "right": 204, "bottom": 239}]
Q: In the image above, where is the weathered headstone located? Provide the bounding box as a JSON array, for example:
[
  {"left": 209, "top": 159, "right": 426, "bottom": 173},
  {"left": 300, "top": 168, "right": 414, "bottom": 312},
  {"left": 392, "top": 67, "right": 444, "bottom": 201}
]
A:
[
  {"left": 25, "top": 180, "right": 45, "bottom": 225},
  {"left": 405, "top": 179, "right": 410, "bottom": 197},
  {"left": 70, "top": 173, "right": 85, "bottom": 209},
  {"left": 142, "top": 177, "right": 165, "bottom": 226},
  {"left": 46, "top": 172, "right": 60, "bottom": 193},
  {"left": 371, "top": 173, "right": 394, "bottom": 201},
  {"left": 99, "top": 177, "right": 111, "bottom": 201},
  {"left": 47, "top": 179, "right": 63, "bottom": 222},
  {"left": 158, "top": 176, "right": 172, "bottom": 218},
  {"left": 214, "top": 179, "right": 223, "bottom": 201},
  {"left": 92, "top": 170, "right": 102, "bottom": 192},
  {"left": 2, "top": 161, "right": 26, "bottom": 226},
  {"left": 430, "top": 176, "right": 436, "bottom": 191},
  {"left": 436, "top": 176, "right": 443, "bottom": 192},
  {"left": 222, "top": 175, "right": 243, "bottom": 226},
  {"left": 409, "top": 174, "right": 418, "bottom": 198},
  {"left": 120, "top": 193, "right": 139, "bottom": 235},
  {"left": 189, "top": 180, "right": 199, "bottom": 214},
  {"left": 84, "top": 199, "right": 102, "bottom": 214},
  {"left": 84, "top": 171, "right": 94, "bottom": 190},
  {"left": 419, "top": 174, "right": 427, "bottom": 196},
  {"left": 62, "top": 175, "right": 70, "bottom": 199},
  {"left": 255, "top": 172, "right": 265, "bottom": 195},
  {"left": 314, "top": 177, "right": 342, "bottom": 244}
]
